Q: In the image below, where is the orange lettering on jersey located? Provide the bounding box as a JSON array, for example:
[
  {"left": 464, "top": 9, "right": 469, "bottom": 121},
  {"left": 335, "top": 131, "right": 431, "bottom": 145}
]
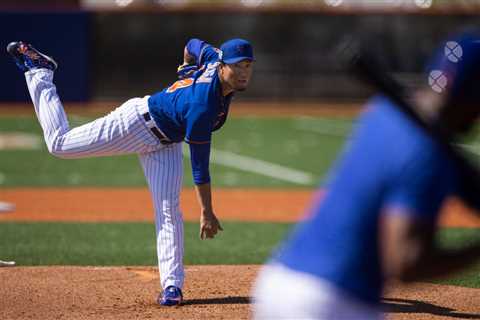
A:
[{"left": 166, "top": 78, "right": 194, "bottom": 93}]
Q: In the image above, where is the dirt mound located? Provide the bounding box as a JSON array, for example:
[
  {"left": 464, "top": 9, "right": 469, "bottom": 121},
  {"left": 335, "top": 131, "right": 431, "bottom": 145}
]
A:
[
  {"left": 0, "top": 265, "right": 255, "bottom": 320},
  {"left": 1, "top": 265, "right": 479, "bottom": 320}
]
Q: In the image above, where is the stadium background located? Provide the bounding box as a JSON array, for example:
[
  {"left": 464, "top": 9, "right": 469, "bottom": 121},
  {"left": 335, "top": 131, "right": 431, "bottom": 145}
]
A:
[{"left": 1, "top": 1, "right": 480, "bottom": 319}]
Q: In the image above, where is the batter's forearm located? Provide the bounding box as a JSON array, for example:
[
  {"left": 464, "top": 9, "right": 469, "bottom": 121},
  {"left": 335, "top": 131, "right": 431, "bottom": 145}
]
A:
[{"left": 194, "top": 183, "right": 214, "bottom": 214}]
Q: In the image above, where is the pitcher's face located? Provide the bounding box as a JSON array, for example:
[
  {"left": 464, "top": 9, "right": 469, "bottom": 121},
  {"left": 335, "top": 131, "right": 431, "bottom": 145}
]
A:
[{"left": 219, "top": 60, "right": 254, "bottom": 92}]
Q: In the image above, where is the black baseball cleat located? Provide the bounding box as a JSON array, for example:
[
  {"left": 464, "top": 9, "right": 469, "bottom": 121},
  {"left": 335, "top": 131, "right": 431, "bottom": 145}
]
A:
[{"left": 6, "top": 41, "right": 58, "bottom": 72}]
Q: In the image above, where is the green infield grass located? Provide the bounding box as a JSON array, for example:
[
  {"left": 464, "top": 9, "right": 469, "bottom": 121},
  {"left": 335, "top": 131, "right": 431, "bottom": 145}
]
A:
[
  {"left": 435, "top": 228, "right": 480, "bottom": 287},
  {"left": 0, "top": 222, "right": 479, "bottom": 288},
  {"left": 0, "top": 115, "right": 350, "bottom": 188},
  {"left": 0, "top": 221, "right": 291, "bottom": 266},
  {"left": 2, "top": 114, "right": 480, "bottom": 188}
]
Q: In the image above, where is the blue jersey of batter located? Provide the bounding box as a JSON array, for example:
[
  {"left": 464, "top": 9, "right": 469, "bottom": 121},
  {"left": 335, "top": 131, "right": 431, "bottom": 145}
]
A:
[
  {"left": 274, "top": 96, "right": 459, "bottom": 305},
  {"left": 147, "top": 39, "right": 233, "bottom": 184}
]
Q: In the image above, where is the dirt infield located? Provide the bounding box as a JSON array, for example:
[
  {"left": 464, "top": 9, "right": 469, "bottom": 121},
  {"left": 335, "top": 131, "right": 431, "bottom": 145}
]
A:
[
  {"left": 0, "top": 265, "right": 255, "bottom": 320},
  {"left": 1, "top": 266, "right": 479, "bottom": 320},
  {"left": 1, "top": 188, "right": 480, "bottom": 226}
]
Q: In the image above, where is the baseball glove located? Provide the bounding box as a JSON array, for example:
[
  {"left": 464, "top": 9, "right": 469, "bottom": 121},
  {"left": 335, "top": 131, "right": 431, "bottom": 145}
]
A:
[{"left": 177, "top": 63, "right": 198, "bottom": 79}]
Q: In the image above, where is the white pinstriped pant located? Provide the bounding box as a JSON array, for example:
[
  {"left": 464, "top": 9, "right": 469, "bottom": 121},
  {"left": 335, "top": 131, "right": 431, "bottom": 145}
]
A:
[{"left": 25, "top": 69, "right": 185, "bottom": 290}]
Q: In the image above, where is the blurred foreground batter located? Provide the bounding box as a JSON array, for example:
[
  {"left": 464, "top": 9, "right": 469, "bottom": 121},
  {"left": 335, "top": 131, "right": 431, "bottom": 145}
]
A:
[{"left": 253, "top": 30, "right": 480, "bottom": 319}]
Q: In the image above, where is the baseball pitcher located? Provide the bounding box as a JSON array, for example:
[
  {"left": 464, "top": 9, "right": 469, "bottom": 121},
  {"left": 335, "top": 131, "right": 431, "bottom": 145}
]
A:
[{"left": 7, "top": 37, "right": 254, "bottom": 306}]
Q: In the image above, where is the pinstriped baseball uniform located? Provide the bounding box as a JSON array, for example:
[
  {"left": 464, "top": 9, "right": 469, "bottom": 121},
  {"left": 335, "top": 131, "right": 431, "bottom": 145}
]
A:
[
  {"left": 25, "top": 68, "right": 185, "bottom": 290},
  {"left": 19, "top": 37, "right": 254, "bottom": 300},
  {"left": 22, "top": 36, "right": 247, "bottom": 294},
  {"left": 8, "top": 36, "right": 254, "bottom": 307}
]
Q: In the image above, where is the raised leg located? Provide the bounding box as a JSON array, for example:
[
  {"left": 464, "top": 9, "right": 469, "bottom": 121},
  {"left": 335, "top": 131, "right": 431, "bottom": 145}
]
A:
[{"left": 25, "top": 69, "right": 160, "bottom": 158}]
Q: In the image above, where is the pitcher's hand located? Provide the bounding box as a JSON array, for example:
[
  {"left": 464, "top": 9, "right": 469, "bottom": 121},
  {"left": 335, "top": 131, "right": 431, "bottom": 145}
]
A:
[{"left": 200, "top": 211, "right": 223, "bottom": 240}]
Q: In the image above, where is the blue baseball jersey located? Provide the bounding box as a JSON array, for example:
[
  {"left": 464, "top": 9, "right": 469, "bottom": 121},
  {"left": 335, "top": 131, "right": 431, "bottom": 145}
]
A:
[
  {"left": 274, "top": 96, "right": 459, "bottom": 305},
  {"left": 147, "top": 39, "right": 233, "bottom": 184}
]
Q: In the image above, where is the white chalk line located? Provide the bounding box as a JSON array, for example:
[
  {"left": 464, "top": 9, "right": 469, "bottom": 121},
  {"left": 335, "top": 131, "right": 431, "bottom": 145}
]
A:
[
  {"left": 183, "top": 145, "right": 315, "bottom": 185},
  {"left": 0, "top": 132, "right": 42, "bottom": 150}
]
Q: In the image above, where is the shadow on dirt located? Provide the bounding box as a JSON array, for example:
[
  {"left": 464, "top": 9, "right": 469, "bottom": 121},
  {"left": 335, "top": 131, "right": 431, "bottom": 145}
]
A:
[
  {"left": 183, "top": 296, "right": 250, "bottom": 306},
  {"left": 382, "top": 297, "right": 480, "bottom": 319}
]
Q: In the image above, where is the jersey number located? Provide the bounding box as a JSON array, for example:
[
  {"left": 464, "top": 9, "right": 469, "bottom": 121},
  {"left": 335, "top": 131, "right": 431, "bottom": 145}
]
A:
[{"left": 166, "top": 78, "right": 194, "bottom": 93}]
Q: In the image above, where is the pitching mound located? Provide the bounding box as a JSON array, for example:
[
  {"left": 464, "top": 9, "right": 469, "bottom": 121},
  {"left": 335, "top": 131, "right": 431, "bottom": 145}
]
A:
[
  {"left": 1, "top": 265, "right": 479, "bottom": 320},
  {"left": 0, "top": 265, "right": 255, "bottom": 320}
]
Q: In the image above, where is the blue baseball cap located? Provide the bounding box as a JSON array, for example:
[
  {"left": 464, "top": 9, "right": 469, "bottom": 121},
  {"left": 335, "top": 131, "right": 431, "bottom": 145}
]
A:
[
  {"left": 426, "top": 29, "right": 480, "bottom": 106},
  {"left": 219, "top": 38, "right": 254, "bottom": 64}
]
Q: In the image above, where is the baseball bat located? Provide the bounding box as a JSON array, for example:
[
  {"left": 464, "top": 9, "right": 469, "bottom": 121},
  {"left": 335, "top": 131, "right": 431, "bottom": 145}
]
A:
[{"left": 337, "top": 38, "right": 480, "bottom": 212}]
